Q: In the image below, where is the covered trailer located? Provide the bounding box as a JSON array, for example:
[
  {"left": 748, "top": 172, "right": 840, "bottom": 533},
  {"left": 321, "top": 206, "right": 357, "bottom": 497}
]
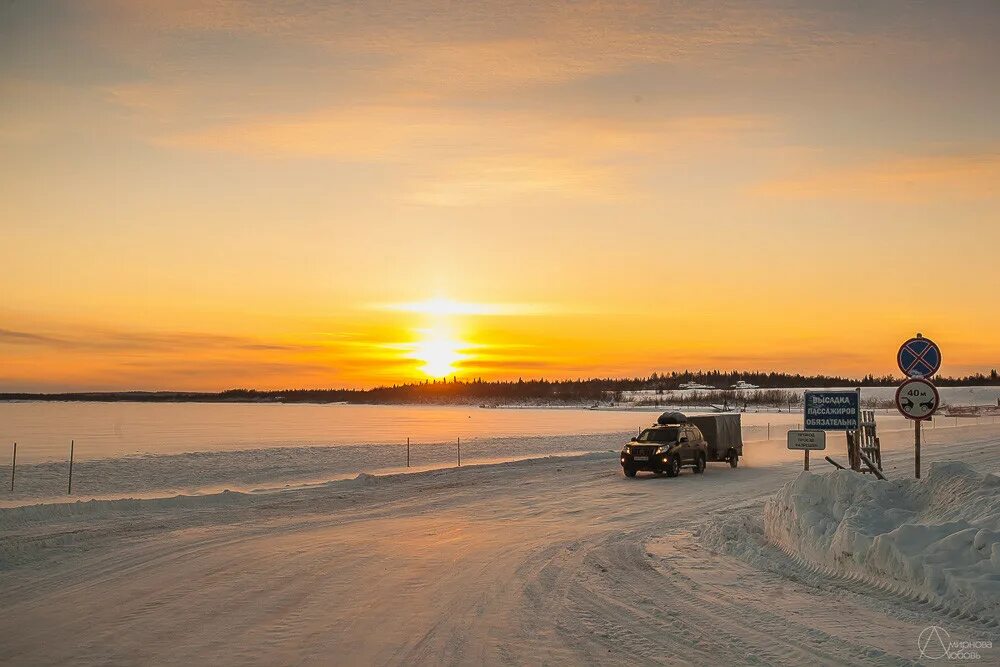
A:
[{"left": 688, "top": 414, "right": 743, "bottom": 466}]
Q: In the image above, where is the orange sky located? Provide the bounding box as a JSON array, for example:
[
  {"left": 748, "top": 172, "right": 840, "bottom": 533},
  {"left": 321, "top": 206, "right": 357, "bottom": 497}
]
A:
[{"left": 1, "top": 1, "right": 998, "bottom": 391}]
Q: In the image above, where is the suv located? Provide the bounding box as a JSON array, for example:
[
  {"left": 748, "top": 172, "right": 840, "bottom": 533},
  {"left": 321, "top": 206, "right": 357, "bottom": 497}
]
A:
[{"left": 620, "top": 422, "right": 708, "bottom": 478}]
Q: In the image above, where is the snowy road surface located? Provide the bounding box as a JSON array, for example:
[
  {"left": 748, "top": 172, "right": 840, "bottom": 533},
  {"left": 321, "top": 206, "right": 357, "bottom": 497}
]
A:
[{"left": 2, "top": 425, "right": 999, "bottom": 665}]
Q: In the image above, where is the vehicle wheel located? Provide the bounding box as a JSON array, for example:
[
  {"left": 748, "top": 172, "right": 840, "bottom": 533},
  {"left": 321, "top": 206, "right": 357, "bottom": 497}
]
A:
[
  {"left": 728, "top": 450, "right": 739, "bottom": 468},
  {"left": 665, "top": 457, "right": 681, "bottom": 478},
  {"left": 624, "top": 467, "right": 637, "bottom": 478},
  {"left": 694, "top": 454, "right": 706, "bottom": 474}
]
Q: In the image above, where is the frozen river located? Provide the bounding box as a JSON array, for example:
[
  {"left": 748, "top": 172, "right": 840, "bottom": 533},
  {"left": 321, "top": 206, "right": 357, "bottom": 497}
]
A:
[
  {"left": 2, "top": 387, "right": 998, "bottom": 463},
  {"left": 1, "top": 396, "right": 996, "bottom": 505},
  {"left": 0, "top": 401, "right": 807, "bottom": 464}
]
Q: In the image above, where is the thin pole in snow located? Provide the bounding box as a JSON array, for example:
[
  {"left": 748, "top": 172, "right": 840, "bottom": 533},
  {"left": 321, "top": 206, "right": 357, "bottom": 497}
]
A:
[
  {"left": 457, "top": 437, "right": 461, "bottom": 466},
  {"left": 68, "top": 440, "right": 74, "bottom": 495},
  {"left": 9, "top": 442, "right": 15, "bottom": 492},
  {"left": 804, "top": 449, "right": 810, "bottom": 471},
  {"left": 914, "top": 420, "right": 921, "bottom": 479},
  {"left": 407, "top": 437, "right": 410, "bottom": 467}
]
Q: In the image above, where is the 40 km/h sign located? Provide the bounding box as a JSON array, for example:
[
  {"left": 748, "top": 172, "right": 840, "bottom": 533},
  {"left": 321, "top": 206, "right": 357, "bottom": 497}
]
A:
[
  {"left": 896, "top": 378, "right": 939, "bottom": 420},
  {"left": 898, "top": 336, "right": 942, "bottom": 378}
]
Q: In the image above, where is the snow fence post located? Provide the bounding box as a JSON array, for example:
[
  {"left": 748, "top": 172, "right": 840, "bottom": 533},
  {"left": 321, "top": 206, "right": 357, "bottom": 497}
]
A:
[
  {"left": 67, "top": 440, "right": 74, "bottom": 495},
  {"left": 407, "top": 437, "right": 410, "bottom": 467},
  {"left": 457, "top": 437, "right": 461, "bottom": 466},
  {"left": 9, "top": 442, "right": 15, "bottom": 492}
]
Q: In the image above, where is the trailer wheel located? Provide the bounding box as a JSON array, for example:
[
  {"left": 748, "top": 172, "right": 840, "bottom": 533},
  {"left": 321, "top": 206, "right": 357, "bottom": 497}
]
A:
[
  {"left": 728, "top": 450, "right": 739, "bottom": 468},
  {"left": 623, "top": 467, "right": 637, "bottom": 478}
]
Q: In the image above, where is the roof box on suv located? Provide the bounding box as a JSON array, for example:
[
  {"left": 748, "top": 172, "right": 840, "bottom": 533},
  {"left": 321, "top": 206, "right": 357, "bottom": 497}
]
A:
[{"left": 656, "top": 411, "right": 687, "bottom": 425}]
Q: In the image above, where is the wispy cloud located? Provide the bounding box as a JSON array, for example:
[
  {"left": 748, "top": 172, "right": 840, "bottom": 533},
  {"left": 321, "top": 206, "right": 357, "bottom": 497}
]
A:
[
  {"left": 0, "top": 328, "right": 63, "bottom": 345},
  {"left": 373, "top": 298, "right": 546, "bottom": 317},
  {"left": 156, "top": 106, "right": 769, "bottom": 204},
  {"left": 0, "top": 326, "right": 323, "bottom": 353},
  {"left": 754, "top": 150, "right": 1000, "bottom": 202}
]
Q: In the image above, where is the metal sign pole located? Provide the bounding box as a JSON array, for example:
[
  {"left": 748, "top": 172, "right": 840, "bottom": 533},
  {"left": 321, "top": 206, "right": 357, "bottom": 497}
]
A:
[
  {"left": 804, "top": 449, "right": 810, "bottom": 471},
  {"left": 915, "top": 419, "right": 921, "bottom": 479}
]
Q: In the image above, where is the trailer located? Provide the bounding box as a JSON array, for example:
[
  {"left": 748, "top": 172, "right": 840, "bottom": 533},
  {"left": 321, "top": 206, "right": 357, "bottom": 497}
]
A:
[{"left": 687, "top": 413, "right": 743, "bottom": 467}]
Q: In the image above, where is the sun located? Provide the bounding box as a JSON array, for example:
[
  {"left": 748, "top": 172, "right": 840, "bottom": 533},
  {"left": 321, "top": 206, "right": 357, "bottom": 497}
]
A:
[{"left": 413, "top": 325, "right": 465, "bottom": 378}]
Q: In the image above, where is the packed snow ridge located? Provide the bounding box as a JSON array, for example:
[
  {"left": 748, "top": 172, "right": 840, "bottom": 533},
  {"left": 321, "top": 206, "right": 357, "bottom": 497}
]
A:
[{"left": 764, "top": 462, "right": 1000, "bottom": 622}]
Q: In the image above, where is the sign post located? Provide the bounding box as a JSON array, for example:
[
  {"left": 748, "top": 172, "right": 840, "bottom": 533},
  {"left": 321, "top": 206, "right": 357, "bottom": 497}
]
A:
[
  {"left": 896, "top": 334, "right": 941, "bottom": 479},
  {"left": 787, "top": 430, "right": 826, "bottom": 470},
  {"left": 895, "top": 376, "right": 940, "bottom": 479}
]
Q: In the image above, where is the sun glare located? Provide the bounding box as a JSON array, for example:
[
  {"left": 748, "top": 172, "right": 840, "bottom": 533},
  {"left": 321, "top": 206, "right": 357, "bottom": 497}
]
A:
[{"left": 413, "top": 326, "right": 465, "bottom": 378}]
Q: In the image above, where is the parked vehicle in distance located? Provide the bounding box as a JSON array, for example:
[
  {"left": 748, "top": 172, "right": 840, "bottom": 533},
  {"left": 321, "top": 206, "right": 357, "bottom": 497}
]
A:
[
  {"left": 730, "top": 380, "right": 760, "bottom": 390},
  {"left": 620, "top": 411, "right": 742, "bottom": 478}
]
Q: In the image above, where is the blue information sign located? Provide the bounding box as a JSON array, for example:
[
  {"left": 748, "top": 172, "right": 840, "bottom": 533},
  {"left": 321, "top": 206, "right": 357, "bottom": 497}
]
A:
[
  {"left": 897, "top": 337, "right": 942, "bottom": 378},
  {"left": 804, "top": 390, "right": 860, "bottom": 431}
]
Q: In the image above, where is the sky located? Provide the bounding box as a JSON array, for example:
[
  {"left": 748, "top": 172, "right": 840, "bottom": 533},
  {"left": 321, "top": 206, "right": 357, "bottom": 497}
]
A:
[{"left": 1, "top": 0, "right": 998, "bottom": 391}]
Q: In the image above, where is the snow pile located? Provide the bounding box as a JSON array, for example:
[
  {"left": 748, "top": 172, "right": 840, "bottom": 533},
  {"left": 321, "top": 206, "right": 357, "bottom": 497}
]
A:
[{"left": 764, "top": 462, "right": 1000, "bottom": 621}]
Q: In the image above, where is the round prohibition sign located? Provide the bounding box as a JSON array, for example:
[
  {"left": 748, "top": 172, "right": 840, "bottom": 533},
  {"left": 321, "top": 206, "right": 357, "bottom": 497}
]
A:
[
  {"left": 897, "top": 336, "right": 942, "bottom": 378},
  {"left": 895, "top": 378, "right": 940, "bottom": 420}
]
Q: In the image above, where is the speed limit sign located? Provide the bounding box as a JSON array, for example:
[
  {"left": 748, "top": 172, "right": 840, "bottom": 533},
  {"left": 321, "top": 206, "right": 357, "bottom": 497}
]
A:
[{"left": 895, "top": 377, "right": 939, "bottom": 420}]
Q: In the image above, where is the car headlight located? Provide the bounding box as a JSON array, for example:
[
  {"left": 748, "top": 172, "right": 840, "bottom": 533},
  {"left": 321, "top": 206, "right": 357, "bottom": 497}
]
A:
[
  {"left": 623, "top": 446, "right": 631, "bottom": 455},
  {"left": 654, "top": 446, "right": 670, "bottom": 455}
]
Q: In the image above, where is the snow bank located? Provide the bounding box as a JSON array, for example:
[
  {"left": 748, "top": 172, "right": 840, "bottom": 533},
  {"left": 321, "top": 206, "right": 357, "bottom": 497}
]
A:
[{"left": 764, "top": 462, "right": 1000, "bottom": 622}]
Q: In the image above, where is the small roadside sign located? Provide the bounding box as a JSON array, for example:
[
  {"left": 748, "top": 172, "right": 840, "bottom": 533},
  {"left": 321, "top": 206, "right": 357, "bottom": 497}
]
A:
[
  {"left": 804, "top": 390, "right": 860, "bottom": 431},
  {"left": 897, "top": 336, "right": 942, "bottom": 378},
  {"left": 896, "top": 377, "right": 939, "bottom": 421},
  {"left": 787, "top": 430, "right": 826, "bottom": 451}
]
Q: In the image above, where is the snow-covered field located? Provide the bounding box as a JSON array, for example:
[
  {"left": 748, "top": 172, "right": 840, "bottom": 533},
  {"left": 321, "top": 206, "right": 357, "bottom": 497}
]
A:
[{"left": 2, "top": 424, "right": 998, "bottom": 665}]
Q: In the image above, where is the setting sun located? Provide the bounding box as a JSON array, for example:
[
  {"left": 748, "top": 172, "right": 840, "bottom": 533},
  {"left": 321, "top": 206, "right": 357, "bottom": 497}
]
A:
[{"left": 413, "top": 326, "right": 466, "bottom": 378}]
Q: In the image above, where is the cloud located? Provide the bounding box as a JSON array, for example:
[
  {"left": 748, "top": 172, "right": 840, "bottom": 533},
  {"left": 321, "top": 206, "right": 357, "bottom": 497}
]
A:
[
  {"left": 754, "top": 150, "right": 1000, "bottom": 202},
  {"left": 0, "top": 326, "right": 323, "bottom": 353},
  {"left": 373, "top": 299, "right": 547, "bottom": 316},
  {"left": 0, "top": 328, "right": 63, "bottom": 345},
  {"left": 156, "top": 106, "right": 415, "bottom": 160},
  {"left": 157, "top": 105, "right": 769, "bottom": 203}
]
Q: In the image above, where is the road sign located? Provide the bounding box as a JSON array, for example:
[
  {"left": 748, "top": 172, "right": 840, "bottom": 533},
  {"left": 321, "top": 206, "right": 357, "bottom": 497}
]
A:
[
  {"left": 804, "top": 390, "right": 860, "bottom": 431},
  {"left": 787, "top": 430, "right": 826, "bottom": 450},
  {"left": 897, "top": 336, "right": 942, "bottom": 378},
  {"left": 896, "top": 378, "right": 939, "bottom": 420}
]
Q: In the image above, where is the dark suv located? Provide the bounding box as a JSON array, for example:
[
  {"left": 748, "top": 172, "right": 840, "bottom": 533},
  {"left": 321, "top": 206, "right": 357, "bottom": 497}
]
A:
[{"left": 620, "top": 422, "right": 708, "bottom": 477}]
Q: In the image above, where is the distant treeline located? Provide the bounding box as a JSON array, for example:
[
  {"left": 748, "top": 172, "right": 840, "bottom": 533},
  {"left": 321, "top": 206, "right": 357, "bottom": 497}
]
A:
[{"left": 2, "top": 369, "right": 998, "bottom": 405}]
